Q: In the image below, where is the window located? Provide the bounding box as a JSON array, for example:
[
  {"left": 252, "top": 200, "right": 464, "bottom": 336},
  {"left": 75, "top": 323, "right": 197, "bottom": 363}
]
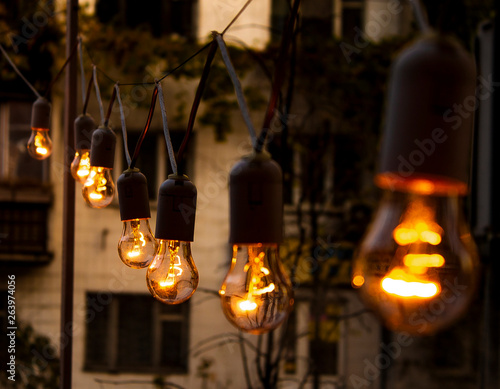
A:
[
  {"left": 84, "top": 292, "right": 190, "bottom": 374},
  {"left": 301, "top": 0, "right": 333, "bottom": 42},
  {"left": 272, "top": 0, "right": 364, "bottom": 41},
  {"left": 331, "top": 133, "right": 364, "bottom": 206},
  {"left": 0, "top": 101, "right": 52, "bottom": 263},
  {"left": 0, "top": 202, "right": 52, "bottom": 262},
  {"left": 334, "top": 0, "right": 364, "bottom": 39},
  {"left": 269, "top": 131, "right": 332, "bottom": 206},
  {"left": 95, "top": 0, "right": 197, "bottom": 39}
]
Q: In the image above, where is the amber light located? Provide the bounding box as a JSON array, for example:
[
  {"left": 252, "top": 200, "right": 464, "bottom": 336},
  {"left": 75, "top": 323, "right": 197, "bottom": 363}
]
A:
[
  {"left": 375, "top": 173, "right": 468, "bottom": 196},
  {"left": 146, "top": 240, "right": 199, "bottom": 304},
  {"left": 219, "top": 244, "right": 293, "bottom": 334},
  {"left": 381, "top": 268, "right": 440, "bottom": 298}
]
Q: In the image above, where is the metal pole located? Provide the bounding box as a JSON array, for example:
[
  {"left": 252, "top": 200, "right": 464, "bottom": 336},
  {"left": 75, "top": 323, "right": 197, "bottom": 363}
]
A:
[
  {"left": 60, "top": 0, "right": 78, "bottom": 387},
  {"left": 474, "top": 6, "right": 500, "bottom": 389},
  {"left": 485, "top": 3, "right": 500, "bottom": 384}
]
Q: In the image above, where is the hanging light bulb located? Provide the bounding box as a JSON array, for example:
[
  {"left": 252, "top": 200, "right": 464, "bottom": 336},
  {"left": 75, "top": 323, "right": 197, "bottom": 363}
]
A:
[
  {"left": 219, "top": 151, "right": 293, "bottom": 334},
  {"left": 71, "top": 114, "right": 96, "bottom": 183},
  {"left": 352, "top": 33, "right": 479, "bottom": 335},
  {"left": 147, "top": 239, "right": 198, "bottom": 304},
  {"left": 117, "top": 168, "right": 157, "bottom": 268},
  {"left": 82, "top": 125, "right": 116, "bottom": 208},
  {"left": 146, "top": 174, "right": 198, "bottom": 304},
  {"left": 27, "top": 97, "right": 52, "bottom": 160}
]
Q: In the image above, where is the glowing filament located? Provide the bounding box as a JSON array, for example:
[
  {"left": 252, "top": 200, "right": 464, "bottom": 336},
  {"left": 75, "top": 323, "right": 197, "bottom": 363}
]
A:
[
  {"left": 236, "top": 251, "right": 276, "bottom": 313},
  {"left": 159, "top": 254, "right": 183, "bottom": 288},
  {"left": 77, "top": 152, "right": 91, "bottom": 178},
  {"left": 127, "top": 229, "right": 146, "bottom": 259},
  {"left": 35, "top": 133, "right": 48, "bottom": 155},
  {"left": 394, "top": 221, "right": 442, "bottom": 246},
  {"left": 404, "top": 254, "right": 445, "bottom": 268},
  {"left": 239, "top": 300, "right": 258, "bottom": 312},
  {"left": 85, "top": 167, "right": 108, "bottom": 199},
  {"left": 381, "top": 268, "right": 439, "bottom": 298}
]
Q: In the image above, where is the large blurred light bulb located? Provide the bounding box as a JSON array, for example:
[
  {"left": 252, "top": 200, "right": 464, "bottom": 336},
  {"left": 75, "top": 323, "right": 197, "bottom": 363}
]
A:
[
  {"left": 71, "top": 114, "right": 96, "bottom": 183},
  {"left": 118, "top": 219, "right": 157, "bottom": 268},
  {"left": 352, "top": 189, "right": 478, "bottom": 335},
  {"left": 82, "top": 166, "right": 115, "bottom": 208},
  {"left": 27, "top": 98, "right": 52, "bottom": 160},
  {"left": 146, "top": 240, "right": 198, "bottom": 304},
  {"left": 220, "top": 244, "right": 293, "bottom": 334},
  {"left": 352, "top": 34, "right": 479, "bottom": 335}
]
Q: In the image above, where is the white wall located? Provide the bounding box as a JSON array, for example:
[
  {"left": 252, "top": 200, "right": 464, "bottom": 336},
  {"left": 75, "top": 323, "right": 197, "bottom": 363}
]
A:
[{"left": 197, "top": 0, "right": 271, "bottom": 49}]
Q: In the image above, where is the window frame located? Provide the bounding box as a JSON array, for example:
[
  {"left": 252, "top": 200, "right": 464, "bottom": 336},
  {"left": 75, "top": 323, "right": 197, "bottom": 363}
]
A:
[{"left": 84, "top": 292, "right": 190, "bottom": 375}]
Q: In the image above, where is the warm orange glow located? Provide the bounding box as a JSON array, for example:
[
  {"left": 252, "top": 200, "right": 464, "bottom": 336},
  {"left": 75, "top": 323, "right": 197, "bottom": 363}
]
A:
[
  {"left": 89, "top": 192, "right": 103, "bottom": 200},
  {"left": 35, "top": 132, "right": 47, "bottom": 154},
  {"left": 393, "top": 227, "right": 419, "bottom": 245},
  {"left": 159, "top": 253, "right": 183, "bottom": 288},
  {"left": 419, "top": 230, "right": 441, "bottom": 245},
  {"left": 393, "top": 201, "right": 443, "bottom": 246},
  {"left": 77, "top": 152, "right": 91, "bottom": 177},
  {"left": 404, "top": 254, "right": 445, "bottom": 268},
  {"left": 375, "top": 173, "right": 468, "bottom": 196},
  {"left": 239, "top": 299, "right": 258, "bottom": 312},
  {"left": 252, "top": 283, "right": 275, "bottom": 295},
  {"left": 36, "top": 147, "right": 48, "bottom": 155},
  {"left": 27, "top": 130, "right": 53, "bottom": 159},
  {"left": 352, "top": 275, "right": 365, "bottom": 287},
  {"left": 126, "top": 229, "right": 146, "bottom": 259},
  {"left": 82, "top": 167, "right": 114, "bottom": 207},
  {"left": 232, "top": 251, "right": 276, "bottom": 313},
  {"left": 407, "top": 179, "right": 435, "bottom": 195},
  {"left": 381, "top": 268, "right": 440, "bottom": 298}
]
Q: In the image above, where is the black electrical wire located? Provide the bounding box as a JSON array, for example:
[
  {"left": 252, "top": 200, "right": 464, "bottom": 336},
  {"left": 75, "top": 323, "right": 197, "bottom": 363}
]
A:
[
  {"left": 82, "top": 69, "right": 94, "bottom": 115},
  {"left": 44, "top": 39, "right": 80, "bottom": 98},
  {"left": 177, "top": 39, "right": 218, "bottom": 169},
  {"left": 157, "top": 80, "right": 178, "bottom": 175},
  {"left": 103, "top": 85, "right": 117, "bottom": 127},
  {"left": 115, "top": 83, "right": 132, "bottom": 167},
  {"left": 130, "top": 85, "right": 159, "bottom": 169},
  {"left": 0, "top": 44, "right": 42, "bottom": 99},
  {"left": 256, "top": 0, "right": 301, "bottom": 153}
]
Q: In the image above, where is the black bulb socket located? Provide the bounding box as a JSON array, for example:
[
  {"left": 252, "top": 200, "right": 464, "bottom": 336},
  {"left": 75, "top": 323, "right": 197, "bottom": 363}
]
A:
[
  {"left": 117, "top": 168, "right": 151, "bottom": 221},
  {"left": 229, "top": 151, "right": 283, "bottom": 244},
  {"left": 155, "top": 174, "right": 197, "bottom": 242},
  {"left": 31, "top": 97, "right": 51, "bottom": 129},
  {"left": 89, "top": 125, "right": 116, "bottom": 169},
  {"left": 74, "top": 114, "right": 96, "bottom": 151},
  {"left": 378, "top": 33, "right": 476, "bottom": 190}
]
